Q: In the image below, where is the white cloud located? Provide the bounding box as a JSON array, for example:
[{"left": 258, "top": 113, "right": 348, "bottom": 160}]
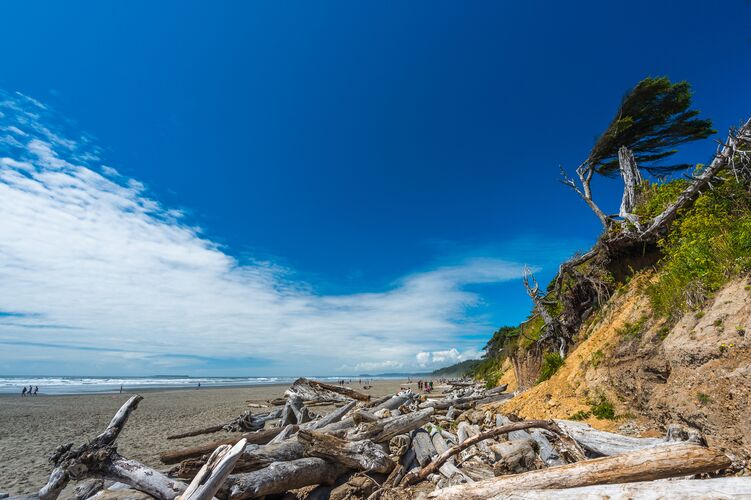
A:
[
  {"left": 415, "top": 348, "right": 483, "bottom": 369},
  {"left": 0, "top": 91, "right": 529, "bottom": 376}
]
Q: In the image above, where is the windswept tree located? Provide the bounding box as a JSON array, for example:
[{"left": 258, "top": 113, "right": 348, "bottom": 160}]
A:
[{"left": 562, "top": 77, "right": 715, "bottom": 228}]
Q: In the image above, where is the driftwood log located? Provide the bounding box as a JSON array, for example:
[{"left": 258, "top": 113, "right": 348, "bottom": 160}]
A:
[
  {"left": 403, "top": 420, "right": 583, "bottom": 485},
  {"left": 297, "top": 429, "right": 394, "bottom": 473},
  {"left": 347, "top": 408, "right": 434, "bottom": 443},
  {"left": 484, "top": 477, "right": 751, "bottom": 499},
  {"left": 225, "top": 458, "right": 346, "bottom": 499},
  {"left": 285, "top": 378, "right": 370, "bottom": 403},
  {"left": 39, "top": 396, "right": 188, "bottom": 500},
  {"left": 170, "top": 440, "right": 305, "bottom": 479},
  {"left": 177, "top": 438, "right": 246, "bottom": 500},
  {"left": 160, "top": 427, "right": 283, "bottom": 465},
  {"left": 554, "top": 419, "right": 665, "bottom": 456},
  {"left": 427, "top": 443, "right": 732, "bottom": 499}
]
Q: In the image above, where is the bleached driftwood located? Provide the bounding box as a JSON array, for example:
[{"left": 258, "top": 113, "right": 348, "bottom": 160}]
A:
[
  {"left": 403, "top": 420, "right": 583, "bottom": 485},
  {"left": 297, "top": 429, "right": 395, "bottom": 473},
  {"left": 427, "top": 443, "right": 732, "bottom": 499},
  {"left": 410, "top": 430, "right": 437, "bottom": 467},
  {"left": 306, "top": 400, "right": 356, "bottom": 430},
  {"left": 347, "top": 408, "right": 434, "bottom": 443},
  {"left": 170, "top": 440, "right": 305, "bottom": 479},
  {"left": 226, "top": 458, "right": 346, "bottom": 499},
  {"left": 554, "top": 419, "right": 665, "bottom": 456},
  {"left": 177, "top": 438, "right": 246, "bottom": 500},
  {"left": 496, "top": 414, "right": 564, "bottom": 466},
  {"left": 285, "top": 378, "right": 370, "bottom": 403},
  {"left": 160, "top": 427, "right": 282, "bottom": 465},
  {"left": 39, "top": 395, "right": 187, "bottom": 500},
  {"left": 489, "top": 439, "right": 537, "bottom": 474},
  {"left": 484, "top": 477, "right": 751, "bottom": 499}
]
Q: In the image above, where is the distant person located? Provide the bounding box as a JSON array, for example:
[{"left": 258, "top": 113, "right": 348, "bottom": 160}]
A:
[
  {"left": 34, "top": 386, "right": 39, "bottom": 396},
  {"left": 28, "top": 385, "right": 33, "bottom": 395},
  {"left": 197, "top": 382, "right": 201, "bottom": 389},
  {"left": 21, "top": 386, "right": 27, "bottom": 397},
  {"left": 119, "top": 385, "right": 123, "bottom": 394}
]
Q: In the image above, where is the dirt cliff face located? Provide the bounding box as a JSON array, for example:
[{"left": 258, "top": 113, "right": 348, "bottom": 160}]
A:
[{"left": 496, "top": 276, "right": 751, "bottom": 462}]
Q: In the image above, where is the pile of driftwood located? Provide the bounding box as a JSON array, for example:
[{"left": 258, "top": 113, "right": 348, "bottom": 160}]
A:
[{"left": 18, "top": 378, "right": 751, "bottom": 500}]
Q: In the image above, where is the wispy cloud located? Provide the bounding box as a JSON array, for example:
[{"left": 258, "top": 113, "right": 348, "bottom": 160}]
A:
[{"left": 0, "top": 91, "right": 557, "bottom": 375}]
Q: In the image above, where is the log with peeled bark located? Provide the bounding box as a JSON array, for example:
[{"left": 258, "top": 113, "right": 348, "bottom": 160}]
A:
[
  {"left": 484, "top": 477, "right": 751, "bottom": 499},
  {"left": 306, "top": 400, "right": 356, "bottom": 430},
  {"left": 285, "top": 377, "right": 370, "bottom": 403},
  {"left": 496, "top": 415, "right": 564, "bottom": 466},
  {"left": 403, "top": 420, "right": 584, "bottom": 486},
  {"left": 410, "top": 429, "right": 437, "bottom": 467},
  {"left": 177, "top": 438, "right": 246, "bottom": 500},
  {"left": 427, "top": 443, "right": 732, "bottom": 499},
  {"left": 346, "top": 408, "right": 435, "bottom": 443},
  {"left": 38, "top": 395, "right": 188, "bottom": 500},
  {"left": 160, "top": 427, "right": 283, "bottom": 465},
  {"left": 419, "top": 392, "right": 510, "bottom": 411},
  {"left": 170, "top": 440, "right": 305, "bottom": 479},
  {"left": 554, "top": 419, "right": 665, "bottom": 456},
  {"left": 297, "top": 429, "right": 395, "bottom": 473},
  {"left": 225, "top": 458, "right": 346, "bottom": 500}
]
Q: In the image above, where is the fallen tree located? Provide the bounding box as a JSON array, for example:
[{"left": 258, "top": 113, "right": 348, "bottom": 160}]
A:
[{"left": 427, "top": 442, "right": 732, "bottom": 499}]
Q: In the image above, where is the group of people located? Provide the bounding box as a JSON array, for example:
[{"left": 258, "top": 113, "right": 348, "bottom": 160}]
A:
[
  {"left": 417, "top": 379, "right": 434, "bottom": 392},
  {"left": 21, "top": 385, "right": 39, "bottom": 396}
]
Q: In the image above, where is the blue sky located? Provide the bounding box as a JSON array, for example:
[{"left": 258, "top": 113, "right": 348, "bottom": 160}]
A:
[{"left": 0, "top": 1, "right": 749, "bottom": 376}]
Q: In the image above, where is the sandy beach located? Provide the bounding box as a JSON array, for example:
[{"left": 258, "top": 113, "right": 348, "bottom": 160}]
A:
[{"left": 0, "top": 379, "right": 412, "bottom": 496}]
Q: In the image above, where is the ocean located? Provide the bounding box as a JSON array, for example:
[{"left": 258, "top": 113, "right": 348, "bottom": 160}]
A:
[{"left": 0, "top": 375, "right": 402, "bottom": 395}]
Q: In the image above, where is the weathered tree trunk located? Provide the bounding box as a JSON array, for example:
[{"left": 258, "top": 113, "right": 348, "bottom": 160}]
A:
[
  {"left": 405, "top": 420, "right": 583, "bottom": 485},
  {"left": 497, "top": 415, "right": 564, "bottom": 466},
  {"left": 177, "top": 439, "right": 246, "bottom": 500},
  {"left": 285, "top": 378, "right": 370, "bottom": 403},
  {"left": 489, "top": 439, "right": 537, "bottom": 474},
  {"left": 346, "top": 408, "right": 434, "bottom": 443},
  {"left": 297, "top": 429, "right": 394, "bottom": 473},
  {"left": 38, "top": 395, "right": 189, "bottom": 500},
  {"left": 410, "top": 430, "right": 437, "bottom": 467},
  {"left": 427, "top": 443, "right": 731, "bottom": 499},
  {"left": 618, "top": 146, "right": 643, "bottom": 230},
  {"left": 483, "top": 477, "right": 751, "bottom": 499},
  {"left": 171, "top": 440, "right": 305, "bottom": 479},
  {"left": 307, "top": 400, "right": 356, "bottom": 430},
  {"left": 554, "top": 419, "right": 664, "bottom": 456},
  {"left": 160, "top": 427, "right": 283, "bottom": 465},
  {"left": 225, "top": 458, "right": 346, "bottom": 500}
]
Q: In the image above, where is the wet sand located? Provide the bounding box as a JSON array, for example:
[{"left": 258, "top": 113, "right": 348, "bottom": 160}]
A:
[{"left": 0, "top": 379, "right": 412, "bottom": 496}]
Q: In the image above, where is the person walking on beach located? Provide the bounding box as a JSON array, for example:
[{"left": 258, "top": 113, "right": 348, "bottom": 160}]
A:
[
  {"left": 119, "top": 384, "right": 123, "bottom": 394},
  {"left": 28, "top": 385, "right": 33, "bottom": 395},
  {"left": 34, "top": 386, "right": 39, "bottom": 396},
  {"left": 21, "top": 386, "right": 27, "bottom": 397}
]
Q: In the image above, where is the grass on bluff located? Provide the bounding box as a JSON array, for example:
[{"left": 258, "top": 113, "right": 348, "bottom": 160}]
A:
[{"left": 645, "top": 174, "right": 751, "bottom": 318}]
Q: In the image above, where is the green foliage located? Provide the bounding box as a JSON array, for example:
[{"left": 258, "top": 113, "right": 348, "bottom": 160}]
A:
[
  {"left": 536, "top": 352, "right": 564, "bottom": 384},
  {"left": 589, "top": 395, "right": 617, "bottom": 420},
  {"left": 569, "top": 410, "right": 590, "bottom": 421},
  {"left": 616, "top": 316, "right": 648, "bottom": 338},
  {"left": 647, "top": 176, "right": 751, "bottom": 318},
  {"left": 588, "top": 77, "right": 714, "bottom": 177},
  {"left": 590, "top": 350, "right": 604, "bottom": 368},
  {"left": 656, "top": 326, "right": 670, "bottom": 341},
  {"left": 697, "top": 392, "right": 711, "bottom": 405},
  {"left": 633, "top": 179, "right": 689, "bottom": 221},
  {"left": 431, "top": 359, "right": 481, "bottom": 377}
]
